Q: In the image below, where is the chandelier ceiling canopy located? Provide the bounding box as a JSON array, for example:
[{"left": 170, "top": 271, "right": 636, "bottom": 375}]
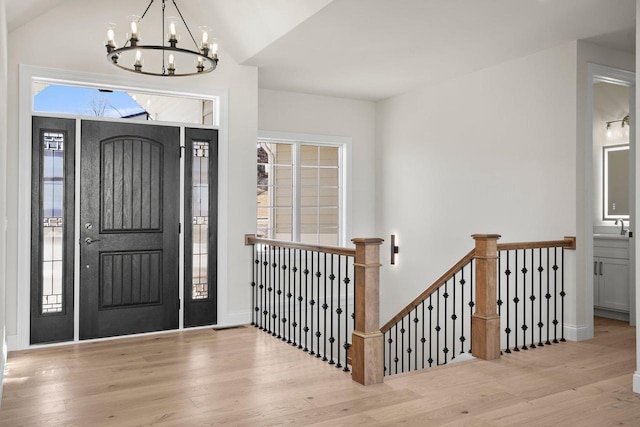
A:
[{"left": 105, "top": 0, "right": 219, "bottom": 77}]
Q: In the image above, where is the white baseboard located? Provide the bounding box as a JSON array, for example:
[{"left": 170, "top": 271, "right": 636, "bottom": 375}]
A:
[
  {"left": 6, "top": 334, "right": 17, "bottom": 351},
  {"left": 563, "top": 323, "right": 592, "bottom": 341},
  {"left": 1, "top": 332, "right": 6, "bottom": 407},
  {"left": 634, "top": 372, "right": 640, "bottom": 394},
  {"left": 221, "top": 310, "right": 251, "bottom": 327}
]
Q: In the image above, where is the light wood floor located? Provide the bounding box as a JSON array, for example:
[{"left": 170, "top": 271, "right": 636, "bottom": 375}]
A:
[{"left": 1, "top": 317, "right": 639, "bottom": 426}]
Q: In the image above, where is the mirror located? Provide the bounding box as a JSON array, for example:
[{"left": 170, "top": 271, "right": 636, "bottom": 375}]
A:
[{"left": 603, "top": 144, "right": 629, "bottom": 220}]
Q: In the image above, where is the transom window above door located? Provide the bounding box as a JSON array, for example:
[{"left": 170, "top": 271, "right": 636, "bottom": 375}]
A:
[
  {"left": 33, "top": 82, "right": 219, "bottom": 126},
  {"left": 257, "top": 139, "right": 344, "bottom": 246}
]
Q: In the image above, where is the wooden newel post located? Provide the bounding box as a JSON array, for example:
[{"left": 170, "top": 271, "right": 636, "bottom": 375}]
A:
[
  {"left": 471, "top": 234, "right": 501, "bottom": 360},
  {"left": 351, "top": 238, "right": 384, "bottom": 385}
]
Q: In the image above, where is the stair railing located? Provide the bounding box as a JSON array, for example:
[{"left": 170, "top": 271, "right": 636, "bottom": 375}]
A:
[
  {"left": 244, "top": 235, "right": 384, "bottom": 385},
  {"left": 381, "top": 234, "right": 576, "bottom": 377}
]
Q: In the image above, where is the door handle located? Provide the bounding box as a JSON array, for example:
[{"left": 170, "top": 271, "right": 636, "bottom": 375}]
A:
[
  {"left": 84, "top": 237, "right": 101, "bottom": 245},
  {"left": 594, "top": 261, "right": 597, "bottom": 276},
  {"left": 600, "top": 261, "right": 603, "bottom": 276}
]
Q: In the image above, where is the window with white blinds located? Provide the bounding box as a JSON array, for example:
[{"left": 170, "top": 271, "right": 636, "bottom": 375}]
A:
[{"left": 257, "top": 140, "right": 343, "bottom": 246}]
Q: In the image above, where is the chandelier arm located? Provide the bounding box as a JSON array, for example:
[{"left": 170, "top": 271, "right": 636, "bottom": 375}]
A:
[
  {"left": 172, "top": 0, "right": 199, "bottom": 50},
  {"left": 139, "top": 0, "right": 155, "bottom": 21}
]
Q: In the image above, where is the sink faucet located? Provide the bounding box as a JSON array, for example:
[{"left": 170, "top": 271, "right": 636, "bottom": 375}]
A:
[{"left": 615, "top": 219, "right": 627, "bottom": 235}]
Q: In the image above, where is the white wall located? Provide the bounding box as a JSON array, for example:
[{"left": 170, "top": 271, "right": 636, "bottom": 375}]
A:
[
  {"left": 592, "top": 82, "right": 631, "bottom": 227},
  {"left": 258, "top": 89, "right": 377, "bottom": 239},
  {"left": 5, "top": 0, "right": 257, "bottom": 347},
  {"left": 0, "top": 0, "right": 8, "bottom": 402},
  {"left": 375, "top": 43, "right": 578, "bottom": 325}
]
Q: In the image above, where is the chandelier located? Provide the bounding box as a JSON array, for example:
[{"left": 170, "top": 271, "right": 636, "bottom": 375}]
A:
[{"left": 105, "top": 0, "right": 219, "bottom": 77}]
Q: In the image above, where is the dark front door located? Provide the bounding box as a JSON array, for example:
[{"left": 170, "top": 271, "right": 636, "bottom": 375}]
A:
[{"left": 80, "top": 121, "right": 180, "bottom": 339}]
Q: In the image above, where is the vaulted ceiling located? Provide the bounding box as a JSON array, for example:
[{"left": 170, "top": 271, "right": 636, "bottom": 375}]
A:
[{"left": 6, "top": 0, "right": 636, "bottom": 101}]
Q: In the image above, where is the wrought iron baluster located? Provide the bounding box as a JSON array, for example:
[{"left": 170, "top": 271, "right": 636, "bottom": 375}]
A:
[
  {"left": 504, "top": 251, "right": 512, "bottom": 353},
  {"left": 525, "top": 249, "right": 536, "bottom": 348},
  {"left": 428, "top": 294, "right": 434, "bottom": 367},
  {"left": 460, "top": 267, "right": 465, "bottom": 354},
  {"left": 561, "top": 248, "right": 566, "bottom": 342},
  {"left": 387, "top": 329, "right": 393, "bottom": 375},
  {"left": 336, "top": 255, "right": 342, "bottom": 369},
  {"left": 452, "top": 274, "right": 457, "bottom": 359},
  {"left": 384, "top": 330, "right": 388, "bottom": 375},
  {"left": 401, "top": 317, "right": 405, "bottom": 373},
  {"left": 276, "top": 246, "right": 281, "bottom": 339},
  {"left": 537, "top": 247, "right": 544, "bottom": 347},
  {"left": 286, "top": 248, "right": 292, "bottom": 343},
  {"left": 314, "top": 251, "right": 321, "bottom": 358},
  {"left": 469, "top": 259, "right": 474, "bottom": 354},
  {"left": 521, "top": 249, "right": 528, "bottom": 350},
  {"left": 303, "top": 250, "right": 309, "bottom": 352},
  {"left": 436, "top": 287, "right": 441, "bottom": 365},
  {"left": 271, "top": 245, "right": 278, "bottom": 337},
  {"left": 513, "top": 250, "right": 520, "bottom": 352},
  {"left": 545, "top": 247, "right": 551, "bottom": 345},
  {"left": 498, "top": 253, "right": 502, "bottom": 316},
  {"left": 343, "top": 259, "right": 352, "bottom": 372},
  {"left": 413, "top": 306, "right": 419, "bottom": 371},
  {"left": 529, "top": 248, "right": 535, "bottom": 349},
  {"left": 322, "top": 253, "right": 328, "bottom": 361},
  {"left": 251, "top": 245, "right": 256, "bottom": 326},
  {"left": 552, "top": 247, "right": 559, "bottom": 343},
  {"left": 329, "top": 254, "right": 335, "bottom": 365},
  {"left": 297, "top": 249, "right": 303, "bottom": 348},
  {"left": 292, "top": 249, "right": 298, "bottom": 347},
  {"left": 309, "top": 252, "right": 316, "bottom": 356},
  {"left": 443, "top": 281, "right": 449, "bottom": 363},
  {"left": 394, "top": 323, "right": 399, "bottom": 373},
  {"left": 421, "top": 300, "right": 426, "bottom": 369}
]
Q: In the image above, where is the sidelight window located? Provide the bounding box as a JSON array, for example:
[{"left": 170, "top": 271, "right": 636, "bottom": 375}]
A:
[
  {"left": 191, "top": 141, "right": 210, "bottom": 300},
  {"left": 41, "top": 132, "right": 65, "bottom": 313}
]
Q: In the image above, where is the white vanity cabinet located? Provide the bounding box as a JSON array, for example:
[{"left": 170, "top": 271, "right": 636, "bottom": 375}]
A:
[{"left": 594, "top": 235, "right": 630, "bottom": 316}]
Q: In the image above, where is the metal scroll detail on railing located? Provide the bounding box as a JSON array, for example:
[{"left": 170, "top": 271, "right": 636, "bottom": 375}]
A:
[
  {"left": 381, "top": 251, "right": 475, "bottom": 376},
  {"left": 381, "top": 236, "right": 575, "bottom": 377},
  {"left": 246, "top": 235, "right": 356, "bottom": 371}
]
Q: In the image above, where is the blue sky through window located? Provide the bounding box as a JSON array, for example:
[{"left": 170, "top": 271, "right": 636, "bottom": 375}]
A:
[{"left": 34, "top": 85, "right": 147, "bottom": 118}]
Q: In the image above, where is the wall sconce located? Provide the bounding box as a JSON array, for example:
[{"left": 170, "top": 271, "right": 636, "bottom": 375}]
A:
[
  {"left": 606, "top": 114, "right": 630, "bottom": 139},
  {"left": 391, "top": 234, "right": 400, "bottom": 265}
]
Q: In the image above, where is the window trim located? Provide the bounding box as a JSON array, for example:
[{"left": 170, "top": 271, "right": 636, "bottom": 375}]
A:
[{"left": 258, "top": 130, "right": 351, "bottom": 247}]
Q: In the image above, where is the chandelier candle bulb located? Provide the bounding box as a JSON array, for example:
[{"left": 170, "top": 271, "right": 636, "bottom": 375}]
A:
[
  {"left": 130, "top": 21, "right": 139, "bottom": 38},
  {"left": 134, "top": 50, "right": 142, "bottom": 71},
  {"left": 105, "top": 26, "right": 116, "bottom": 51},
  {"left": 168, "top": 54, "right": 176, "bottom": 75}
]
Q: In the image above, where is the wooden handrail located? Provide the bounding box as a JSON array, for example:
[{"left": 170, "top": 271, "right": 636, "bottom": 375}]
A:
[
  {"left": 380, "top": 235, "right": 576, "bottom": 334},
  {"left": 497, "top": 236, "right": 576, "bottom": 251},
  {"left": 244, "top": 234, "right": 356, "bottom": 257},
  {"left": 380, "top": 249, "right": 476, "bottom": 333}
]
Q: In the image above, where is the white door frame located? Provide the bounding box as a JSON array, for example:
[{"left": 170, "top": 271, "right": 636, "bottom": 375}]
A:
[
  {"left": 585, "top": 63, "right": 636, "bottom": 338},
  {"left": 15, "top": 65, "right": 230, "bottom": 350}
]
